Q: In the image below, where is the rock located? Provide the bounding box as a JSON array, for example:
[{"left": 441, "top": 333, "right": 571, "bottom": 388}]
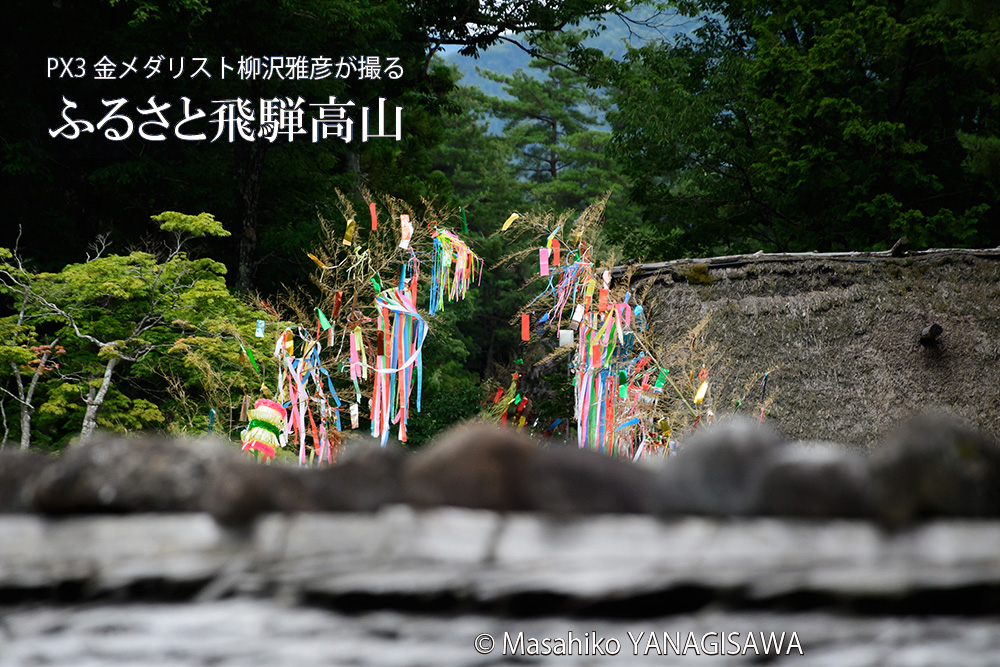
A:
[
  {"left": 871, "top": 412, "right": 1000, "bottom": 523},
  {"left": 404, "top": 423, "right": 538, "bottom": 511},
  {"left": 203, "top": 461, "right": 314, "bottom": 524},
  {"left": 656, "top": 418, "right": 789, "bottom": 515},
  {"left": 310, "top": 445, "right": 408, "bottom": 511},
  {"left": 0, "top": 450, "right": 53, "bottom": 512},
  {"left": 753, "top": 442, "right": 875, "bottom": 517},
  {"left": 30, "top": 434, "right": 240, "bottom": 514},
  {"left": 205, "top": 445, "right": 408, "bottom": 525},
  {"left": 404, "top": 422, "right": 657, "bottom": 514},
  {"left": 526, "top": 445, "right": 659, "bottom": 514}
]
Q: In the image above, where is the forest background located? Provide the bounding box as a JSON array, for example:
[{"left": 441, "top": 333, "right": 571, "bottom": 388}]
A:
[{"left": 1, "top": 0, "right": 997, "bottom": 452}]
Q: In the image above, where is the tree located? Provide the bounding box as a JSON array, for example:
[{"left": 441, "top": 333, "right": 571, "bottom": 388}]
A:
[
  {"left": 0, "top": 247, "right": 63, "bottom": 449},
  {"left": 0, "top": 212, "right": 276, "bottom": 448},
  {"left": 2, "top": 0, "right": 637, "bottom": 297},
  {"left": 592, "top": 0, "right": 1000, "bottom": 257},
  {"left": 478, "top": 31, "right": 637, "bottom": 223}
]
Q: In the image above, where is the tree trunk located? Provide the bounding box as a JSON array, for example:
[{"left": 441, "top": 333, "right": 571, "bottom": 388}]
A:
[
  {"left": 11, "top": 362, "right": 30, "bottom": 450},
  {"left": 19, "top": 401, "right": 31, "bottom": 450},
  {"left": 16, "top": 339, "right": 58, "bottom": 450},
  {"left": 80, "top": 356, "right": 118, "bottom": 443},
  {"left": 235, "top": 140, "right": 268, "bottom": 292}
]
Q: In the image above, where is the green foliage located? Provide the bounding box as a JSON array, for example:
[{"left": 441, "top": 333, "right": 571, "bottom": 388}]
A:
[
  {"left": 0, "top": 212, "right": 279, "bottom": 450},
  {"left": 108, "top": 0, "right": 211, "bottom": 26},
  {"left": 152, "top": 211, "right": 231, "bottom": 239},
  {"left": 477, "top": 31, "right": 639, "bottom": 226},
  {"left": 594, "top": 0, "right": 1000, "bottom": 255}
]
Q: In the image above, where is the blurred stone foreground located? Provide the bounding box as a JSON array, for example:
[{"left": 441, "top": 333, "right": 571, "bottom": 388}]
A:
[{"left": 2, "top": 415, "right": 1000, "bottom": 666}]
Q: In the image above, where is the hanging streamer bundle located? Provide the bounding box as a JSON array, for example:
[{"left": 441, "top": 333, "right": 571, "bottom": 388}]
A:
[
  {"left": 274, "top": 328, "right": 343, "bottom": 465},
  {"left": 428, "top": 228, "right": 483, "bottom": 316},
  {"left": 367, "top": 287, "right": 428, "bottom": 445},
  {"left": 517, "top": 224, "right": 661, "bottom": 458}
]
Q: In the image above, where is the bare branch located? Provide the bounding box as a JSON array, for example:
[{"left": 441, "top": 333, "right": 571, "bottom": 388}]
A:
[{"left": 85, "top": 234, "right": 112, "bottom": 262}]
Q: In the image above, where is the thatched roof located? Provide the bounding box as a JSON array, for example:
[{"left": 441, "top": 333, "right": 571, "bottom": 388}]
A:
[{"left": 619, "top": 248, "right": 1000, "bottom": 447}]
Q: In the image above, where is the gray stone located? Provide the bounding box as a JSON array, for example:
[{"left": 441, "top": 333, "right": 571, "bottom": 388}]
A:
[
  {"left": 526, "top": 445, "right": 659, "bottom": 514},
  {"left": 656, "top": 418, "right": 788, "bottom": 515},
  {"left": 205, "top": 446, "right": 408, "bottom": 524},
  {"left": 871, "top": 412, "right": 1000, "bottom": 523},
  {"left": 403, "top": 423, "right": 539, "bottom": 511},
  {"left": 753, "top": 442, "right": 875, "bottom": 517},
  {"left": 30, "top": 434, "right": 240, "bottom": 514},
  {"left": 6, "top": 601, "right": 1000, "bottom": 667},
  {"left": 404, "top": 423, "right": 657, "bottom": 514},
  {"left": 0, "top": 450, "right": 52, "bottom": 512}
]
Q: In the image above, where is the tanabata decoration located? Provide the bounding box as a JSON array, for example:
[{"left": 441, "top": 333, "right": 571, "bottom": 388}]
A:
[
  {"left": 317, "top": 308, "right": 332, "bottom": 331},
  {"left": 307, "top": 253, "right": 333, "bottom": 270},
  {"left": 241, "top": 345, "right": 260, "bottom": 373},
  {"left": 574, "top": 301, "right": 633, "bottom": 453},
  {"left": 428, "top": 228, "right": 483, "bottom": 316},
  {"left": 343, "top": 218, "right": 356, "bottom": 246},
  {"left": 348, "top": 325, "right": 368, "bottom": 404},
  {"left": 519, "top": 223, "right": 673, "bottom": 458},
  {"left": 240, "top": 398, "right": 287, "bottom": 461},
  {"left": 484, "top": 374, "right": 519, "bottom": 424},
  {"left": 522, "top": 256, "right": 594, "bottom": 336},
  {"left": 366, "top": 287, "right": 428, "bottom": 445},
  {"left": 399, "top": 214, "right": 413, "bottom": 249},
  {"left": 274, "top": 327, "right": 343, "bottom": 465}
]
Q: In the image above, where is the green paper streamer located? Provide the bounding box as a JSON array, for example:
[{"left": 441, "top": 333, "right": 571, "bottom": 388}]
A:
[
  {"left": 244, "top": 347, "right": 260, "bottom": 374},
  {"left": 247, "top": 418, "right": 282, "bottom": 438},
  {"left": 460, "top": 206, "right": 468, "bottom": 233},
  {"left": 654, "top": 369, "right": 668, "bottom": 389},
  {"left": 317, "top": 308, "right": 331, "bottom": 331}
]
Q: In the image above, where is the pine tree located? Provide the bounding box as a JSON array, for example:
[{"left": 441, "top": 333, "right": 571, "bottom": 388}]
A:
[{"left": 478, "top": 31, "right": 639, "bottom": 227}]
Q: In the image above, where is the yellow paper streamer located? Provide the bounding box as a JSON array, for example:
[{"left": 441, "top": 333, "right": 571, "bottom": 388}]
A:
[
  {"left": 694, "top": 381, "right": 709, "bottom": 404},
  {"left": 501, "top": 212, "right": 519, "bottom": 231},
  {"left": 307, "top": 253, "right": 333, "bottom": 270}
]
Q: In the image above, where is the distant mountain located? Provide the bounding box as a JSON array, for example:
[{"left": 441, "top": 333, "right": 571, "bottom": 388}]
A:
[{"left": 439, "top": 6, "right": 694, "bottom": 97}]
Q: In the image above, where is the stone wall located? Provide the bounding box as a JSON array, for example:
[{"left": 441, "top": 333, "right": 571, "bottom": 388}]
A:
[{"left": 3, "top": 416, "right": 1000, "bottom": 665}]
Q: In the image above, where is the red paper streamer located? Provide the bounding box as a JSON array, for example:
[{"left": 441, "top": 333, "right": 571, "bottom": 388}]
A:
[
  {"left": 521, "top": 313, "right": 530, "bottom": 341},
  {"left": 369, "top": 202, "right": 377, "bottom": 230},
  {"left": 332, "top": 291, "right": 343, "bottom": 319}
]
